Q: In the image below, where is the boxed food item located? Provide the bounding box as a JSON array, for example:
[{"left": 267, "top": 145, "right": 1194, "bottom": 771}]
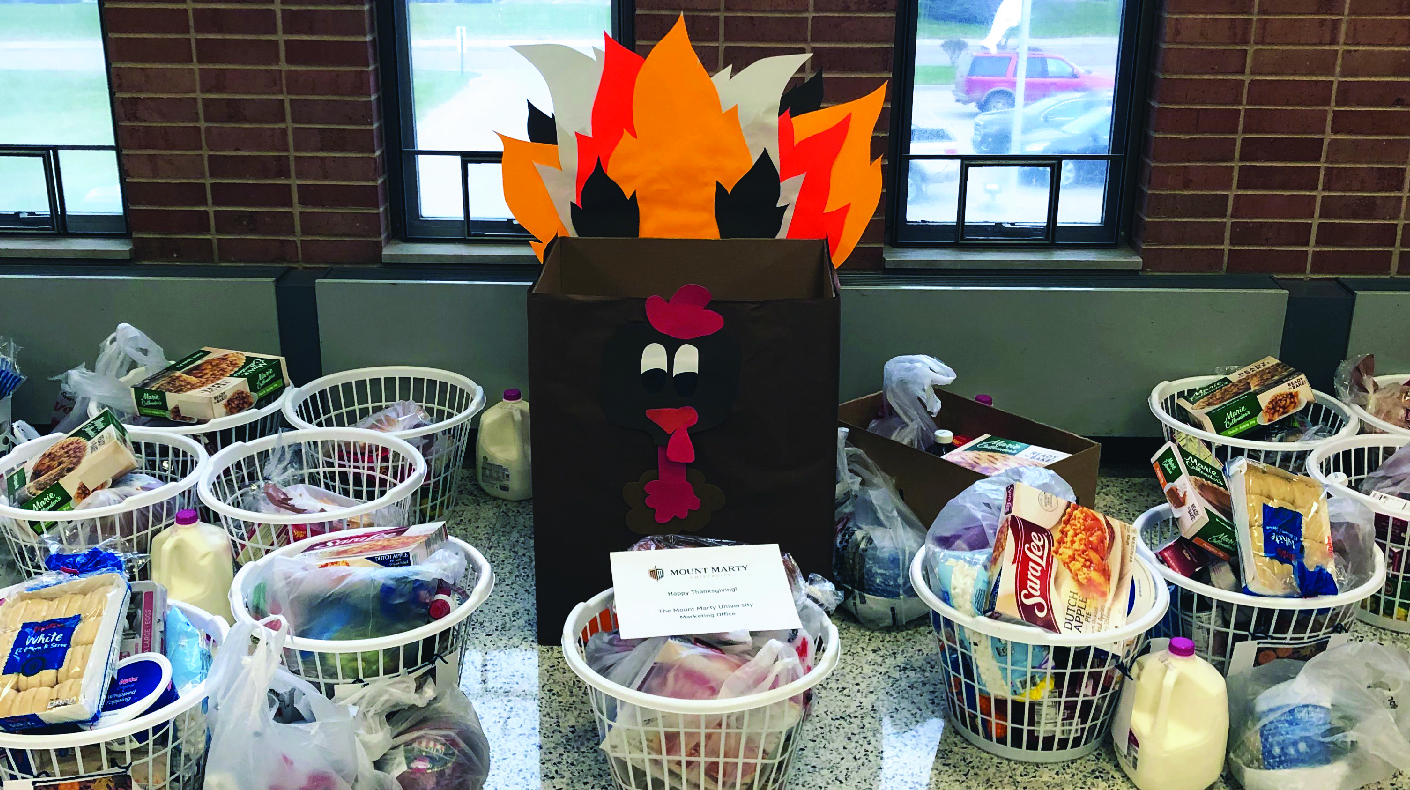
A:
[
  {"left": 120, "top": 581, "right": 167, "bottom": 660},
  {"left": 133, "top": 348, "right": 289, "bottom": 423},
  {"left": 1227, "top": 458, "right": 1336, "bottom": 598},
  {"left": 986, "top": 482, "right": 1137, "bottom": 635},
  {"left": 297, "top": 523, "right": 449, "bottom": 569},
  {"left": 0, "top": 570, "right": 129, "bottom": 731},
  {"left": 942, "top": 435, "right": 1070, "bottom": 476},
  {"left": 1152, "top": 439, "right": 1238, "bottom": 560},
  {"left": 4, "top": 409, "right": 139, "bottom": 518},
  {"left": 1176, "top": 357, "right": 1313, "bottom": 438}
]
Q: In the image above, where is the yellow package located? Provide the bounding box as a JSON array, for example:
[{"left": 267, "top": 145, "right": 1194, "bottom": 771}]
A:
[{"left": 1227, "top": 458, "right": 1337, "bottom": 598}]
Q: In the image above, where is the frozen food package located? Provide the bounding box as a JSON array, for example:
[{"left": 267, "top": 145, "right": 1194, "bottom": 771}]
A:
[
  {"left": 4, "top": 409, "right": 139, "bottom": 516},
  {"left": 296, "top": 523, "right": 449, "bottom": 569},
  {"left": 133, "top": 347, "right": 289, "bottom": 423},
  {"left": 942, "top": 435, "right": 1070, "bottom": 477},
  {"left": 1227, "top": 458, "right": 1337, "bottom": 598},
  {"left": 1177, "top": 357, "right": 1314, "bottom": 437},
  {"left": 986, "top": 482, "right": 1137, "bottom": 635},
  {"left": 1152, "top": 439, "right": 1238, "bottom": 560}
]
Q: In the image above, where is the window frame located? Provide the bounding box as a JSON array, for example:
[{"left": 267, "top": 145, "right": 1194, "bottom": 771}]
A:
[
  {"left": 380, "top": 0, "right": 633, "bottom": 242},
  {"left": 886, "top": 0, "right": 1153, "bottom": 248}
]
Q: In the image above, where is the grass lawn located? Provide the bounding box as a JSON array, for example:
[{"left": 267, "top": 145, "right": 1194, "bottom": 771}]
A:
[
  {"left": 412, "top": 69, "right": 481, "bottom": 127},
  {"left": 0, "top": 68, "right": 120, "bottom": 215},
  {"left": 408, "top": 2, "right": 610, "bottom": 41},
  {"left": 918, "top": 2, "right": 1119, "bottom": 39},
  {"left": 914, "top": 64, "right": 958, "bottom": 86},
  {"left": 0, "top": 3, "right": 101, "bottom": 43}
]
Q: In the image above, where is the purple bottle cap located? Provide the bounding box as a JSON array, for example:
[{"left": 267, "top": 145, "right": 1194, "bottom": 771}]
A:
[
  {"left": 175, "top": 509, "right": 199, "bottom": 526},
  {"left": 975, "top": 394, "right": 993, "bottom": 406},
  {"left": 503, "top": 389, "right": 522, "bottom": 401},
  {"left": 1169, "top": 637, "right": 1196, "bottom": 657}
]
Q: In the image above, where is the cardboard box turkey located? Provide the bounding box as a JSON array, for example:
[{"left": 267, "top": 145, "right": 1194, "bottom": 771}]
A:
[{"left": 839, "top": 389, "right": 1101, "bottom": 521}]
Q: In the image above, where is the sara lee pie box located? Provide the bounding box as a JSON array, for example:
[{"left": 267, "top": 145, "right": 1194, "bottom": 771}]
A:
[
  {"left": 839, "top": 388, "right": 1101, "bottom": 519},
  {"left": 296, "top": 523, "right": 449, "bottom": 568},
  {"left": 133, "top": 348, "right": 290, "bottom": 423}
]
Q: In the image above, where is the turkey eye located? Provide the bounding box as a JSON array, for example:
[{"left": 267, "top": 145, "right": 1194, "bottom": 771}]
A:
[
  {"left": 641, "top": 343, "right": 667, "bottom": 393},
  {"left": 673, "top": 345, "right": 699, "bottom": 397}
]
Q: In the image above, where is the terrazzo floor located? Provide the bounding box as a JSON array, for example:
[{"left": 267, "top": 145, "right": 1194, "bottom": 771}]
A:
[{"left": 443, "top": 469, "right": 1410, "bottom": 790}]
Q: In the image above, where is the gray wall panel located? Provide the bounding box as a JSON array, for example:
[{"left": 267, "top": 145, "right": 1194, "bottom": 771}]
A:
[
  {"left": 839, "top": 285, "right": 1288, "bottom": 436},
  {"left": 0, "top": 273, "right": 281, "bottom": 425},
  {"left": 1348, "top": 290, "right": 1410, "bottom": 373}
]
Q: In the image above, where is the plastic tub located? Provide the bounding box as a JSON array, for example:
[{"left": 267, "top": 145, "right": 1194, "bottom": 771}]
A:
[
  {"left": 1149, "top": 376, "right": 1359, "bottom": 472},
  {"left": 88, "top": 388, "right": 290, "bottom": 456},
  {"left": 231, "top": 526, "right": 493, "bottom": 692},
  {"left": 1133, "top": 503, "right": 1385, "bottom": 675},
  {"left": 562, "top": 589, "right": 840, "bottom": 790},
  {"left": 0, "top": 430, "right": 209, "bottom": 581},
  {"left": 283, "top": 367, "right": 485, "bottom": 523},
  {"left": 909, "top": 548, "right": 1168, "bottom": 762},
  {"left": 1307, "top": 434, "right": 1410, "bottom": 630},
  {"left": 198, "top": 428, "right": 427, "bottom": 565}
]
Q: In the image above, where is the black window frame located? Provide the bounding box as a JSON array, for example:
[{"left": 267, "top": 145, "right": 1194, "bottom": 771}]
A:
[
  {"left": 380, "top": 0, "right": 634, "bottom": 242},
  {"left": 887, "top": 0, "right": 1156, "bottom": 248}
]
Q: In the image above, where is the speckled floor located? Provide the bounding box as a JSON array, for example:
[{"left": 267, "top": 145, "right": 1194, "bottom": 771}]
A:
[{"left": 443, "top": 470, "right": 1410, "bottom": 790}]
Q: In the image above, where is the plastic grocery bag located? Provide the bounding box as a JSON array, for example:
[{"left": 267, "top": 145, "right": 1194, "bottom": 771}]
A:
[
  {"left": 377, "top": 682, "right": 490, "bottom": 790},
  {"left": 1360, "top": 442, "right": 1410, "bottom": 501},
  {"left": 54, "top": 323, "right": 167, "bottom": 433},
  {"left": 834, "top": 430, "right": 928, "bottom": 629},
  {"left": 41, "top": 472, "right": 178, "bottom": 551},
  {"left": 867, "top": 355, "right": 957, "bottom": 450},
  {"left": 1227, "top": 642, "right": 1410, "bottom": 790},
  {"left": 341, "top": 675, "right": 435, "bottom": 763},
  {"left": 925, "top": 466, "right": 1077, "bottom": 552},
  {"left": 205, "top": 617, "right": 394, "bottom": 790}
]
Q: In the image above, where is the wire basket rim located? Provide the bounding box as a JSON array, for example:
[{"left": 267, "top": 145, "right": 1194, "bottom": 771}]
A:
[
  {"left": 1149, "top": 375, "right": 1360, "bottom": 452},
  {"left": 88, "top": 386, "right": 291, "bottom": 436},
  {"left": 909, "top": 547, "right": 1169, "bottom": 645},
  {"left": 1133, "top": 503, "right": 1387, "bottom": 609},
  {"left": 282, "top": 366, "right": 487, "bottom": 442},
  {"left": 561, "top": 587, "right": 841, "bottom": 717},
  {"left": 196, "top": 427, "right": 427, "bottom": 525},
  {"left": 0, "top": 429, "right": 209, "bottom": 521},
  {"left": 1344, "top": 373, "right": 1410, "bottom": 438},
  {"left": 229, "top": 529, "right": 494, "bottom": 653},
  {"left": 1306, "top": 433, "right": 1410, "bottom": 515}
]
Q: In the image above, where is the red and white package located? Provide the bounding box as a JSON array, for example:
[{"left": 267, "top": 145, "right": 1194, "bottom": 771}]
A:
[{"left": 298, "top": 522, "right": 449, "bottom": 568}]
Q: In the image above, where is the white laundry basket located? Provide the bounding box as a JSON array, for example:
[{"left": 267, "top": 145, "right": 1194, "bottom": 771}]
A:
[
  {"left": 1307, "top": 434, "right": 1410, "bottom": 630},
  {"left": 1149, "top": 376, "right": 1359, "bottom": 472},
  {"left": 909, "top": 548, "right": 1167, "bottom": 762},
  {"left": 563, "top": 589, "right": 841, "bottom": 790},
  {"left": 198, "top": 428, "right": 426, "bottom": 565},
  {"left": 282, "top": 367, "right": 485, "bottom": 524},
  {"left": 1346, "top": 373, "right": 1410, "bottom": 437},
  {"left": 89, "top": 388, "right": 290, "bottom": 456},
  {"left": 0, "top": 430, "right": 209, "bottom": 581},
  {"left": 0, "top": 601, "right": 227, "bottom": 790},
  {"left": 1133, "top": 503, "right": 1385, "bottom": 675},
  {"left": 231, "top": 526, "right": 493, "bottom": 692}
]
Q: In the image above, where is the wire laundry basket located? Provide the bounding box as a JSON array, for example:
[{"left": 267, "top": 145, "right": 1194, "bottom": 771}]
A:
[
  {"left": 0, "top": 602, "right": 227, "bottom": 790},
  {"left": 562, "top": 589, "right": 841, "bottom": 790},
  {"left": 1149, "top": 376, "right": 1359, "bottom": 473},
  {"left": 0, "top": 430, "right": 208, "bottom": 581},
  {"left": 1133, "top": 503, "right": 1385, "bottom": 675},
  {"left": 909, "top": 549, "right": 1168, "bottom": 762},
  {"left": 1307, "top": 434, "right": 1410, "bottom": 631},
  {"left": 231, "top": 526, "right": 493, "bottom": 693},
  {"left": 1345, "top": 373, "right": 1410, "bottom": 437},
  {"left": 198, "top": 428, "right": 426, "bottom": 565},
  {"left": 90, "top": 388, "right": 290, "bottom": 457},
  {"left": 282, "top": 367, "right": 485, "bottom": 524}
]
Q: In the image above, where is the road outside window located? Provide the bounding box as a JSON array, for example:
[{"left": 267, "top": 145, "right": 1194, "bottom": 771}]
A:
[{"left": 0, "top": 0, "right": 125, "bottom": 236}]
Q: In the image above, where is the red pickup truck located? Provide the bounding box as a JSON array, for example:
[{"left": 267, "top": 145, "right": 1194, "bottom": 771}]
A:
[{"left": 952, "top": 50, "right": 1113, "bottom": 112}]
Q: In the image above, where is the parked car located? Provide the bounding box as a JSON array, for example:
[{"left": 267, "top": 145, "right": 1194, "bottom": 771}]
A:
[
  {"left": 971, "top": 90, "right": 1112, "bottom": 154},
  {"left": 1018, "top": 105, "right": 1113, "bottom": 187},
  {"left": 952, "top": 49, "right": 1114, "bottom": 112}
]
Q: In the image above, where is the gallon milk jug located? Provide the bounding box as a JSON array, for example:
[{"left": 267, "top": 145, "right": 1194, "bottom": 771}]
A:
[
  {"left": 1111, "top": 637, "right": 1228, "bottom": 790},
  {"left": 477, "top": 389, "right": 531, "bottom": 501},
  {"left": 151, "top": 508, "right": 235, "bottom": 623}
]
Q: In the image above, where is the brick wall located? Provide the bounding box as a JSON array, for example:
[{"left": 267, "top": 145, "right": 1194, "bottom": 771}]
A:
[
  {"left": 1137, "top": 0, "right": 1410, "bottom": 274},
  {"left": 635, "top": 0, "right": 896, "bottom": 268},
  {"left": 103, "top": 0, "right": 387, "bottom": 264}
]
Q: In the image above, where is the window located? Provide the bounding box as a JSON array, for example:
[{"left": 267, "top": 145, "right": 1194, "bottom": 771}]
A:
[
  {"left": 383, "top": 0, "right": 627, "bottom": 240},
  {"left": 892, "top": 0, "right": 1143, "bottom": 245},
  {"left": 0, "top": 0, "right": 125, "bottom": 236}
]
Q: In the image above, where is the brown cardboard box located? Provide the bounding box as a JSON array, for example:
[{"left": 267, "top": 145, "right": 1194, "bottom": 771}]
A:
[{"left": 839, "top": 389, "right": 1101, "bottom": 522}]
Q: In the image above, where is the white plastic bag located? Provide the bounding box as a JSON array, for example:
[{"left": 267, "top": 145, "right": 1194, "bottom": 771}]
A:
[
  {"left": 1361, "top": 442, "right": 1410, "bottom": 501},
  {"left": 205, "top": 617, "right": 393, "bottom": 790},
  {"left": 341, "top": 674, "right": 436, "bottom": 763},
  {"left": 1228, "top": 642, "right": 1410, "bottom": 790},
  {"left": 867, "top": 355, "right": 957, "bottom": 450},
  {"left": 54, "top": 323, "right": 167, "bottom": 433},
  {"left": 924, "top": 466, "right": 1077, "bottom": 552},
  {"left": 377, "top": 681, "right": 490, "bottom": 790}
]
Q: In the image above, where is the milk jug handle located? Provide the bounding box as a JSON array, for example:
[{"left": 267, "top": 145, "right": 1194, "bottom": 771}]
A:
[
  {"left": 513, "top": 407, "right": 530, "bottom": 466},
  {"left": 157, "top": 527, "right": 182, "bottom": 576},
  {"left": 1153, "top": 663, "right": 1179, "bottom": 743}
]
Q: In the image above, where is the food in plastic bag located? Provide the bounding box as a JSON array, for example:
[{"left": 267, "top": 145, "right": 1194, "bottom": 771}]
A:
[
  {"left": 356, "top": 402, "right": 433, "bottom": 435},
  {"left": 53, "top": 324, "right": 168, "bottom": 434},
  {"left": 0, "top": 336, "right": 24, "bottom": 405},
  {"left": 1227, "top": 642, "right": 1410, "bottom": 790},
  {"left": 866, "top": 355, "right": 957, "bottom": 450},
  {"left": 925, "top": 466, "right": 1077, "bottom": 552},
  {"left": 1336, "top": 354, "right": 1410, "bottom": 430},
  {"left": 377, "top": 683, "right": 490, "bottom": 790},
  {"left": 205, "top": 618, "right": 394, "bottom": 790},
  {"left": 1227, "top": 459, "right": 1337, "bottom": 598},
  {"left": 163, "top": 606, "right": 211, "bottom": 695},
  {"left": 833, "top": 429, "right": 928, "bottom": 629},
  {"left": 1360, "top": 442, "right": 1410, "bottom": 502}
]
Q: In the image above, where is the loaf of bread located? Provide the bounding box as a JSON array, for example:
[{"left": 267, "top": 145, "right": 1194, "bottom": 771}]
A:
[{"left": 1228, "top": 458, "right": 1335, "bottom": 597}]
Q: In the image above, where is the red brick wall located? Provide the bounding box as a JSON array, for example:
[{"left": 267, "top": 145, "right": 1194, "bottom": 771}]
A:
[
  {"left": 103, "top": 0, "right": 387, "bottom": 264},
  {"left": 1137, "top": 0, "right": 1410, "bottom": 275},
  {"left": 635, "top": 1, "right": 896, "bottom": 268}
]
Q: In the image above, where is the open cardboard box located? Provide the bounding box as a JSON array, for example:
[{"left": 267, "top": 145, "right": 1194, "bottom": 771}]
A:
[{"left": 839, "top": 388, "right": 1101, "bottom": 524}]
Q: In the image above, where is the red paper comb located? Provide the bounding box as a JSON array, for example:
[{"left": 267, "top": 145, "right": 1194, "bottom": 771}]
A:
[{"left": 646, "top": 284, "right": 723, "bottom": 339}]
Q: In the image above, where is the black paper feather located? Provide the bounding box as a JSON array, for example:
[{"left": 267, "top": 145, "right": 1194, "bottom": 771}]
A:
[
  {"left": 572, "top": 160, "right": 639, "bottom": 237},
  {"left": 527, "top": 102, "right": 556, "bottom": 145},
  {"left": 778, "top": 72, "right": 824, "bottom": 118},
  {"left": 714, "top": 152, "right": 786, "bottom": 239}
]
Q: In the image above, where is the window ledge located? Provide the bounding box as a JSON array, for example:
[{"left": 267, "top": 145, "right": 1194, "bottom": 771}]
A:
[
  {"left": 382, "top": 240, "right": 538, "bottom": 265},
  {"left": 884, "top": 245, "right": 1142, "bottom": 270},
  {"left": 0, "top": 237, "right": 132, "bottom": 260}
]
